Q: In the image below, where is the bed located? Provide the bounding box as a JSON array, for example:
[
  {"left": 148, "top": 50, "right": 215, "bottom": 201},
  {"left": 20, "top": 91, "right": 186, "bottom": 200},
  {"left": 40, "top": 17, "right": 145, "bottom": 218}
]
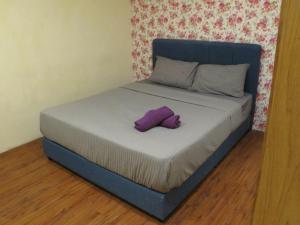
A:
[{"left": 41, "top": 39, "right": 261, "bottom": 220}]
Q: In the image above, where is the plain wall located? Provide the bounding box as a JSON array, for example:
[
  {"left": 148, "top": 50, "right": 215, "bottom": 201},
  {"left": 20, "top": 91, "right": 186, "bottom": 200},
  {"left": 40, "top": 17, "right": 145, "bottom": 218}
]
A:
[{"left": 0, "top": 0, "right": 133, "bottom": 153}]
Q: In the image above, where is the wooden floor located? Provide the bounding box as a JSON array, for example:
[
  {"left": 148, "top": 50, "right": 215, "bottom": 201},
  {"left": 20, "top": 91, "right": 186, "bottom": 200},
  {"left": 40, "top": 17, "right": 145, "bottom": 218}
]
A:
[{"left": 0, "top": 131, "right": 263, "bottom": 225}]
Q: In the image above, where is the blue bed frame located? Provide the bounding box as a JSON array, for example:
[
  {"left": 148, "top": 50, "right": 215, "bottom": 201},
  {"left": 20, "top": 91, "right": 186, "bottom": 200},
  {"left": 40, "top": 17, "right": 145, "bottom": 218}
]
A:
[{"left": 43, "top": 39, "right": 261, "bottom": 221}]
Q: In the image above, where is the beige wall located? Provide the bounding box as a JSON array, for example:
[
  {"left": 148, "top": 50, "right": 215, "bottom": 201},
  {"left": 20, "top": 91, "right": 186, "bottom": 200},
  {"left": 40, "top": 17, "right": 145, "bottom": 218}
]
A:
[{"left": 0, "top": 0, "right": 133, "bottom": 153}]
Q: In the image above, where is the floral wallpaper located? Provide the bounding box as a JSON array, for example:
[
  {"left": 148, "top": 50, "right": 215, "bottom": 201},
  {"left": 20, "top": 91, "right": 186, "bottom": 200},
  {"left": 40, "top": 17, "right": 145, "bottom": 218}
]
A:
[{"left": 130, "top": 0, "right": 281, "bottom": 131}]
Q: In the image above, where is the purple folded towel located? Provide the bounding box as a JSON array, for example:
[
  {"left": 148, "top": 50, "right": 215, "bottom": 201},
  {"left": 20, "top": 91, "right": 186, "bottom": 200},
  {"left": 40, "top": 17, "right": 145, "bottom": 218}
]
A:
[
  {"left": 135, "top": 106, "right": 174, "bottom": 132},
  {"left": 161, "top": 115, "right": 181, "bottom": 129}
]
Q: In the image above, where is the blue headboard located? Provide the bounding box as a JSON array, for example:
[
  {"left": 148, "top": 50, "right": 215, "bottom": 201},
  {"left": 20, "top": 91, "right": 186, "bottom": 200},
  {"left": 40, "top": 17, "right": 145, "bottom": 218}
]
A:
[{"left": 152, "top": 39, "right": 262, "bottom": 119}]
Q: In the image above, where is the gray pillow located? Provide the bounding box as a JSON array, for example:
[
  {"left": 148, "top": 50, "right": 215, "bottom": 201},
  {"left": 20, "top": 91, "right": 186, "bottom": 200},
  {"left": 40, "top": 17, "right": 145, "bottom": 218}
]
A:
[
  {"left": 149, "top": 56, "right": 198, "bottom": 89},
  {"left": 191, "top": 64, "right": 250, "bottom": 97}
]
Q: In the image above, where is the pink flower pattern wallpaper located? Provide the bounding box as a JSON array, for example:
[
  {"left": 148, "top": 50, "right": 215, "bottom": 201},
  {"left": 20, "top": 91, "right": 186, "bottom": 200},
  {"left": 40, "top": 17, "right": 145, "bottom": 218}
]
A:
[{"left": 130, "top": 0, "right": 281, "bottom": 131}]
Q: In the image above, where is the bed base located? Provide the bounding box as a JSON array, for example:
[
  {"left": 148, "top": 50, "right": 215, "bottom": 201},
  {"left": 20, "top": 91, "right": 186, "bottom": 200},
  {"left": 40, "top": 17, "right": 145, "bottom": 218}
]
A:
[{"left": 43, "top": 117, "right": 251, "bottom": 221}]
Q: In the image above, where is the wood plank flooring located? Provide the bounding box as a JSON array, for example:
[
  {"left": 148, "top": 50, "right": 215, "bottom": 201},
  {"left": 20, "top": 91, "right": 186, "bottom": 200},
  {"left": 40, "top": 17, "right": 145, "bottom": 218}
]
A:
[{"left": 0, "top": 131, "right": 263, "bottom": 225}]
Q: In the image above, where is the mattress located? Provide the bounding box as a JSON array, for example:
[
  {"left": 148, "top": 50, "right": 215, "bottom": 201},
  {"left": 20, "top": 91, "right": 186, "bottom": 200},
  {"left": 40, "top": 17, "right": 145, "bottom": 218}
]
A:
[{"left": 40, "top": 81, "right": 252, "bottom": 192}]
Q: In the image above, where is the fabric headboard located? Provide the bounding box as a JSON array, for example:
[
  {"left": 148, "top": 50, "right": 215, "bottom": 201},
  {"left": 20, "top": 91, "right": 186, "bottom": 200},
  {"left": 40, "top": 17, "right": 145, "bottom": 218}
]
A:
[{"left": 152, "top": 39, "right": 262, "bottom": 119}]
